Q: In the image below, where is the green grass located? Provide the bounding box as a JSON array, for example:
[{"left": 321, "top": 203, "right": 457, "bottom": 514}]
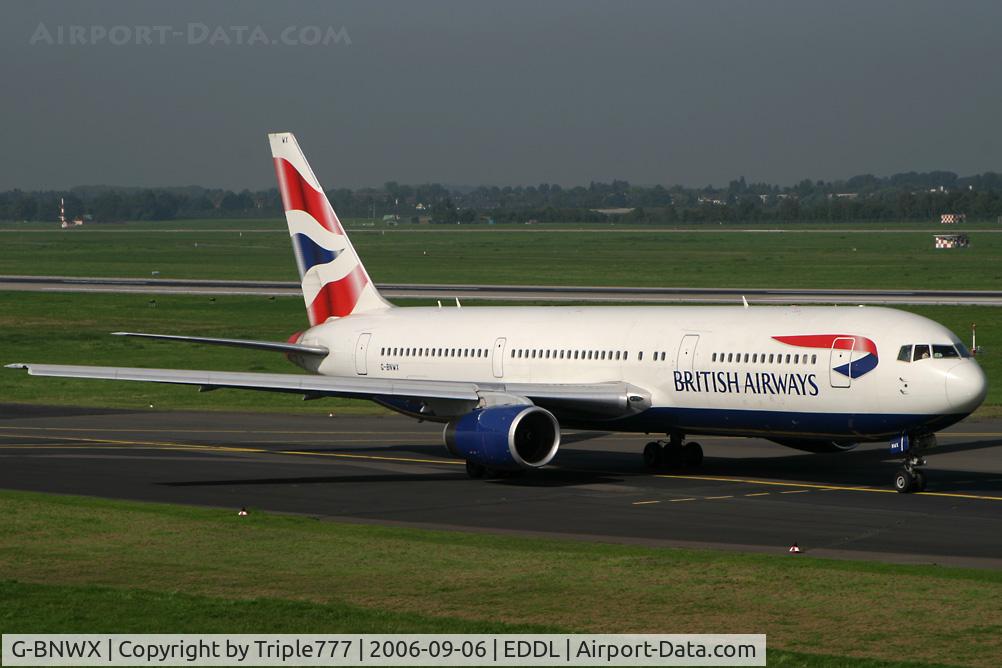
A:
[
  {"left": 0, "top": 490, "right": 994, "bottom": 666},
  {"left": 2, "top": 219, "right": 1002, "bottom": 289},
  {"left": 1, "top": 292, "right": 1000, "bottom": 413}
]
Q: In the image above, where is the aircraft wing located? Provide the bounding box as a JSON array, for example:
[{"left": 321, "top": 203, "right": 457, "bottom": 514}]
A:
[{"left": 5, "top": 363, "right": 650, "bottom": 417}]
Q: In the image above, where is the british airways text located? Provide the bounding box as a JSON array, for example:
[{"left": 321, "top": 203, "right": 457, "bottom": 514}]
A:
[{"left": 674, "top": 370, "right": 820, "bottom": 396}]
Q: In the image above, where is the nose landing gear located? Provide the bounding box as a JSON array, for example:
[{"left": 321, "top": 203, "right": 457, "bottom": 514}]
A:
[
  {"left": 643, "top": 433, "right": 703, "bottom": 470},
  {"left": 894, "top": 456, "right": 927, "bottom": 493},
  {"left": 891, "top": 433, "right": 934, "bottom": 493}
]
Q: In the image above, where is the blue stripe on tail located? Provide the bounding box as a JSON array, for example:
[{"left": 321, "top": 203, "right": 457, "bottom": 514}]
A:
[{"left": 291, "top": 233, "right": 341, "bottom": 277}]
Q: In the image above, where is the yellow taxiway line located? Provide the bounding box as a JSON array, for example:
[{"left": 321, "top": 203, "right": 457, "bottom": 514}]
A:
[{"left": 656, "top": 473, "right": 1002, "bottom": 501}]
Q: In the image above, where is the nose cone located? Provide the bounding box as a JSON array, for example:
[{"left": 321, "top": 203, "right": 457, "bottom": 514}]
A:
[{"left": 945, "top": 361, "right": 988, "bottom": 413}]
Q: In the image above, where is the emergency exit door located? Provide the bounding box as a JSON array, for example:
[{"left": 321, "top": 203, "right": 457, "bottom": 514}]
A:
[{"left": 492, "top": 337, "right": 506, "bottom": 378}]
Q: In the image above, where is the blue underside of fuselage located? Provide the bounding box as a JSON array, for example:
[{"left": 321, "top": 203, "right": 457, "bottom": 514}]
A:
[
  {"left": 562, "top": 407, "right": 970, "bottom": 442},
  {"left": 373, "top": 394, "right": 969, "bottom": 443}
]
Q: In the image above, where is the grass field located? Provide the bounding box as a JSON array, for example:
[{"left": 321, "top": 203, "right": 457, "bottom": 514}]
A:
[
  {"left": 1, "top": 291, "right": 999, "bottom": 413},
  {"left": 1, "top": 489, "right": 996, "bottom": 667},
  {"left": 2, "top": 218, "right": 1002, "bottom": 289}
]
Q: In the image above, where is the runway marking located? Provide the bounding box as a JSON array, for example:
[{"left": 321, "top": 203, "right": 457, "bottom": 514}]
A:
[
  {"left": 0, "top": 431, "right": 270, "bottom": 453},
  {"left": 0, "top": 426, "right": 437, "bottom": 436},
  {"left": 704, "top": 495, "right": 733, "bottom": 500},
  {"left": 278, "top": 450, "right": 464, "bottom": 466},
  {"left": 745, "top": 492, "right": 770, "bottom": 497},
  {"left": 669, "top": 498, "right": 697, "bottom": 502},
  {"left": 631, "top": 500, "right": 660, "bottom": 506},
  {"left": 655, "top": 473, "right": 1002, "bottom": 501},
  {"left": 781, "top": 490, "right": 810, "bottom": 494}
]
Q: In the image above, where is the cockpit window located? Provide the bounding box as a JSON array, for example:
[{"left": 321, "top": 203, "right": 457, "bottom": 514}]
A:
[
  {"left": 912, "top": 345, "right": 931, "bottom": 361},
  {"left": 897, "top": 345, "right": 912, "bottom": 362},
  {"left": 956, "top": 343, "right": 972, "bottom": 358},
  {"left": 932, "top": 344, "right": 960, "bottom": 359}
]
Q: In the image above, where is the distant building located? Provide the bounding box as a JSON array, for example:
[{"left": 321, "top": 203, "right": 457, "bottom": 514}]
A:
[
  {"left": 590, "top": 207, "right": 636, "bottom": 215},
  {"left": 940, "top": 213, "right": 966, "bottom": 224},
  {"left": 59, "top": 198, "right": 83, "bottom": 228},
  {"left": 934, "top": 234, "right": 969, "bottom": 249}
]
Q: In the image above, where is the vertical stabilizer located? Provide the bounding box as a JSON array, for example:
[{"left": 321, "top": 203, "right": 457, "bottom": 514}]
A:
[{"left": 269, "top": 132, "right": 391, "bottom": 325}]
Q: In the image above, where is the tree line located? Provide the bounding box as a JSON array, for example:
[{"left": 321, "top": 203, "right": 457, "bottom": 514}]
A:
[{"left": 3, "top": 170, "right": 1002, "bottom": 224}]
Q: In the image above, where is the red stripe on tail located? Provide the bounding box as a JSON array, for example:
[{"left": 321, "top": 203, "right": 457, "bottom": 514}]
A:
[
  {"left": 273, "top": 158, "right": 344, "bottom": 235},
  {"left": 306, "top": 265, "right": 369, "bottom": 324}
]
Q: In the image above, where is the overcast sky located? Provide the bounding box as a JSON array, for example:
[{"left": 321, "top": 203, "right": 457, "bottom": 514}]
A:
[{"left": 2, "top": 0, "right": 1000, "bottom": 191}]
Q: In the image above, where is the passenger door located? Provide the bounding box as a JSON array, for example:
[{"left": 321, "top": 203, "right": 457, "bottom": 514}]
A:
[
  {"left": 829, "top": 337, "right": 853, "bottom": 388},
  {"left": 354, "top": 333, "right": 371, "bottom": 375},
  {"left": 677, "top": 334, "right": 699, "bottom": 372}
]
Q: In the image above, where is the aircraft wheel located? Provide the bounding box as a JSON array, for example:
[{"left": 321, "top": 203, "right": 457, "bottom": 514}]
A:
[
  {"left": 894, "top": 468, "right": 914, "bottom": 493},
  {"left": 683, "top": 441, "right": 704, "bottom": 467},
  {"left": 465, "top": 460, "right": 487, "bottom": 479},
  {"left": 913, "top": 470, "right": 927, "bottom": 493},
  {"left": 643, "top": 442, "right": 663, "bottom": 469}
]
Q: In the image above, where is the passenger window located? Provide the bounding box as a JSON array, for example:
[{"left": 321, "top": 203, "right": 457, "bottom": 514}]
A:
[
  {"left": 811, "top": 354, "right": 817, "bottom": 364},
  {"left": 768, "top": 354, "right": 773, "bottom": 363},
  {"left": 727, "top": 353, "right": 732, "bottom": 363},
  {"left": 793, "top": 354, "right": 799, "bottom": 364},
  {"left": 743, "top": 353, "right": 749, "bottom": 363},
  {"left": 752, "top": 354, "right": 757, "bottom": 363},
  {"left": 932, "top": 345, "right": 960, "bottom": 359},
  {"left": 913, "top": 345, "right": 931, "bottom": 361},
  {"left": 785, "top": 355, "right": 791, "bottom": 364},
  {"left": 638, "top": 351, "right": 643, "bottom": 361}
]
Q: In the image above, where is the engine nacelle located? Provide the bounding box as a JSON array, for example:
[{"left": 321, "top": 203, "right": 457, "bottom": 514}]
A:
[
  {"left": 770, "top": 438, "right": 858, "bottom": 454},
  {"left": 443, "top": 405, "right": 560, "bottom": 471}
]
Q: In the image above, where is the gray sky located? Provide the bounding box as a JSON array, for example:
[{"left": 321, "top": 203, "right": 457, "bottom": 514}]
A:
[{"left": 2, "top": 0, "right": 1001, "bottom": 190}]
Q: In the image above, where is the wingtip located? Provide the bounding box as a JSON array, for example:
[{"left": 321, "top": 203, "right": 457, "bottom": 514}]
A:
[{"left": 5, "top": 363, "right": 28, "bottom": 369}]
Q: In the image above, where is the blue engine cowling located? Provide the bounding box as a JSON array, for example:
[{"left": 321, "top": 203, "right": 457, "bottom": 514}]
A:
[{"left": 443, "top": 405, "right": 561, "bottom": 471}]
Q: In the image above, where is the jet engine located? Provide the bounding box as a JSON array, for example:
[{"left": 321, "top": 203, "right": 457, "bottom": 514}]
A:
[
  {"left": 444, "top": 405, "right": 560, "bottom": 472},
  {"left": 770, "top": 438, "right": 858, "bottom": 453}
]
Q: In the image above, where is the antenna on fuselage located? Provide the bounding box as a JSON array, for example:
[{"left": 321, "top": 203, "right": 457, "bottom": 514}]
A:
[
  {"left": 741, "top": 296, "right": 749, "bottom": 309},
  {"left": 455, "top": 298, "right": 462, "bottom": 309},
  {"left": 437, "top": 300, "right": 442, "bottom": 309}
]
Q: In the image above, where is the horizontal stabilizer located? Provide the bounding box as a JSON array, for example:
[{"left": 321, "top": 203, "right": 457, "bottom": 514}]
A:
[{"left": 111, "top": 332, "right": 329, "bottom": 356}]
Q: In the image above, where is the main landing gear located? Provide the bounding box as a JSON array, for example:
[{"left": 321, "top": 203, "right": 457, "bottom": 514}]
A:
[
  {"left": 893, "top": 433, "right": 935, "bottom": 493},
  {"left": 643, "top": 433, "right": 703, "bottom": 471}
]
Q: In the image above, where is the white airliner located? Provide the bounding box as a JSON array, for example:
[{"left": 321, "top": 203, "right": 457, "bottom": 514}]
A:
[{"left": 8, "top": 133, "right": 988, "bottom": 493}]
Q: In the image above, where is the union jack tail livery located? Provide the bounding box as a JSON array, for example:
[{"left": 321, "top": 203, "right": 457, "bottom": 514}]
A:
[{"left": 269, "top": 132, "right": 391, "bottom": 325}]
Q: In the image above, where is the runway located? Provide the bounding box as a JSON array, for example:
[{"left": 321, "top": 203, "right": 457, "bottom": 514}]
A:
[
  {"left": 3, "top": 275, "right": 1002, "bottom": 305},
  {"left": 2, "top": 405, "right": 1002, "bottom": 568}
]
